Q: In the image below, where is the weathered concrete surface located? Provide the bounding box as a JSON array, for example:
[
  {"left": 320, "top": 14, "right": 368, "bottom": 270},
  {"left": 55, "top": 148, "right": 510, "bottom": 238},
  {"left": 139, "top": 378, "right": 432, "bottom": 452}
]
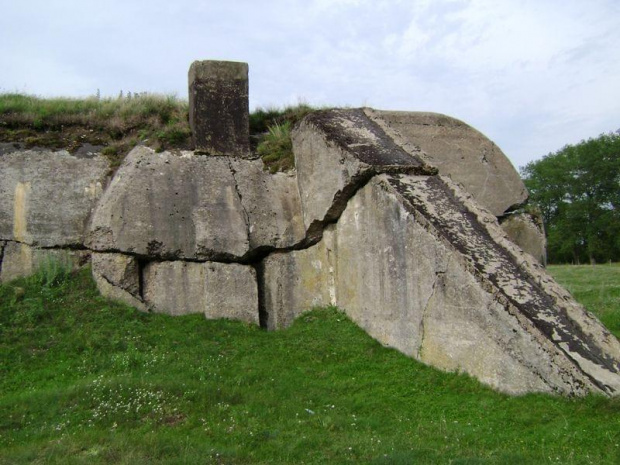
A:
[
  {"left": 88, "top": 146, "right": 250, "bottom": 260},
  {"left": 345, "top": 174, "right": 620, "bottom": 395},
  {"left": 500, "top": 212, "right": 547, "bottom": 266},
  {"left": 189, "top": 60, "right": 250, "bottom": 157},
  {"left": 261, "top": 227, "right": 336, "bottom": 329},
  {"left": 88, "top": 147, "right": 307, "bottom": 260},
  {"left": 262, "top": 172, "right": 620, "bottom": 395},
  {"left": 143, "top": 261, "right": 206, "bottom": 316},
  {"left": 229, "top": 159, "right": 305, "bottom": 251},
  {"left": 91, "top": 252, "right": 146, "bottom": 311},
  {"left": 292, "top": 108, "right": 434, "bottom": 239},
  {"left": 0, "top": 149, "right": 109, "bottom": 247},
  {"left": 143, "top": 260, "right": 259, "bottom": 323},
  {"left": 203, "top": 262, "right": 259, "bottom": 324},
  {"left": 366, "top": 109, "right": 528, "bottom": 216},
  {"left": 0, "top": 241, "right": 89, "bottom": 283}
]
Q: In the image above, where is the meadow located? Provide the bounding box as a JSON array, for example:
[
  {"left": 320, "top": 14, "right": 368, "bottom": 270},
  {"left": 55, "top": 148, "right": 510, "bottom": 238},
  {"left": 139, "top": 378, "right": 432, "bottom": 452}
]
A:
[{"left": 0, "top": 264, "right": 619, "bottom": 464}]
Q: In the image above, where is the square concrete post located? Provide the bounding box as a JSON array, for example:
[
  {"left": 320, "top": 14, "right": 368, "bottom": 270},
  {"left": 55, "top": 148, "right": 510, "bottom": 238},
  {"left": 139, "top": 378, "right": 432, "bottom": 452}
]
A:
[{"left": 188, "top": 60, "right": 250, "bottom": 157}]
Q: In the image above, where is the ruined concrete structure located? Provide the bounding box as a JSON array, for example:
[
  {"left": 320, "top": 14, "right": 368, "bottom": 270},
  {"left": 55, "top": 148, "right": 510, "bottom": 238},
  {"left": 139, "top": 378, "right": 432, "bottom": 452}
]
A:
[{"left": 1, "top": 60, "right": 619, "bottom": 396}]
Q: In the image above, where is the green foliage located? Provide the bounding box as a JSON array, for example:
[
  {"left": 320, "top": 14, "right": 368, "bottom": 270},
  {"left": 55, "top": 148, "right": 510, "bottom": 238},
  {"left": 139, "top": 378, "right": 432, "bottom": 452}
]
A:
[
  {"left": 0, "top": 94, "right": 319, "bottom": 172},
  {"left": 1, "top": 267, "right": 619, "bottom": 463},
  {"left": 521, "top": 132, "right": 620, "bottom": 264},
  {"left": 249, "top": 103, "right": 315, "bottom": 135},
  {"left": 257, "top": 122, "right": 294, "bottom": 173},
  {"left": 31, "top": 256, "right": 74, "bottom": 288},
  {"left": 0, "top": 93, "right": 192, "bottom": 169},
  {"left": 251, "top": 104, "right": 318, "bottom": 172}
]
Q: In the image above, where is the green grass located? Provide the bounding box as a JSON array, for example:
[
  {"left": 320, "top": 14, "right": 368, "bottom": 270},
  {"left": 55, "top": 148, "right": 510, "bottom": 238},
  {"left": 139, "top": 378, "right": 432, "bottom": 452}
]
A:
[
  {"left": 548, "top": 263, "right": 620, "bottom": 338},
  {"left": 0, "top": 93, "right": 192, "bottom": 168},
  {"left": 1, "top": 266, "right": 619, "bottom": 464},
  {"left": 0, "top": 94, "right": 317, "bottom": 173}
]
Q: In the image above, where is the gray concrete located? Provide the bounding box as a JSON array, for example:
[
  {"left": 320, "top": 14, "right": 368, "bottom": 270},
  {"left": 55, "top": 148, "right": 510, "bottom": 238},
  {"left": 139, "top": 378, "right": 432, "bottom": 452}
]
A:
[
  {"left": 501, "top": 212, "right": 547, "bottom": 265},
  {"left": 203, "top": 262, "right": 259, "bottom": 324},
  {"left": 87, "top": 146, "right": 250, "bottom": 260},
  {"left": 143, "top": 261, "right": 207, "bottom": 316},
  {"left": 188, "top": 60, "right": 250, "bottom": 157},
  {"left": 261, "top": 230, "right": 336, "bottom": 329},
  {"left": 366, "top": 109, "right": 528, "bottom": 216},
  {"left": 142, "top": 260, "right": 259, "bottom": 323},
  {"left": 91, "top": 252, "right": 146, "bottom": 310},
  {"left": 0, "top": 149, "right": 109, "bottom": 247},
  {"left": 292, "top": 108, "right": 432, "bottom": 240},
  {"left": 261, "top": 173, "right": 620, "bottom": 395},
  {"left": 229, "top": 158, "right": 306, "bottom": 251}
]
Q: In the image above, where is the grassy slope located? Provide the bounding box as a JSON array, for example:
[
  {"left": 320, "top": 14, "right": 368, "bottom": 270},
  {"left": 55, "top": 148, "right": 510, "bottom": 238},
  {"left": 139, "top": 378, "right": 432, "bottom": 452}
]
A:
[
  {"left": 0, "top": 93, "right": 312, "bottom": 173},
  {"left": 0, "top": 267, "right": 619, "bottom": 464}
]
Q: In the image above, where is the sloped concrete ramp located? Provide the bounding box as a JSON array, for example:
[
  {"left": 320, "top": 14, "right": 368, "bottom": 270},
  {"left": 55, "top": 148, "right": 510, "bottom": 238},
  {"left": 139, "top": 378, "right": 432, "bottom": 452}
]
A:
[{"left": 263, "top": 109, "right": 620, "bottom": 396}]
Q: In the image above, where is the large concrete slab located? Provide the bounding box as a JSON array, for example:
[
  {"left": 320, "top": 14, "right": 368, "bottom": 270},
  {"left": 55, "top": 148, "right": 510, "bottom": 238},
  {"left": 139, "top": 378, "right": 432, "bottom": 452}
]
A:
[
  {"left": 0, "top": 149, "right": 109, "bottom": 247},
  {"left": 261, "top": 172, "right": 620, "bottom": 396},
  {"left": 143, "top": 260, "right": 259, "bottom": 324},
  {"left": 88, "top": 146, "right": 250, "bottom": 260},
  {"left": 366, "top": 110, "right": 528, "bottom": 216},
  {"left": 292, "top": 108, "right": 434, "bottom": 240}
]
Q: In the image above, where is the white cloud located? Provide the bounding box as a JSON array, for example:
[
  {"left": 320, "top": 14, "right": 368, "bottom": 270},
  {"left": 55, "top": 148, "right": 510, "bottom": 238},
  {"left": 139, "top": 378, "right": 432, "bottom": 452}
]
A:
[{"left": 1, "top": 0, "right": 619, "bottom": 167}]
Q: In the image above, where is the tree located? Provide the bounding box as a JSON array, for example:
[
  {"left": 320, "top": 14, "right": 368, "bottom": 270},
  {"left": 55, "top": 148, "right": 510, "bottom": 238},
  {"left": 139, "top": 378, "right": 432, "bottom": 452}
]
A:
[{"left": 521, "top": 132, "right": 620, "bottom": 264}]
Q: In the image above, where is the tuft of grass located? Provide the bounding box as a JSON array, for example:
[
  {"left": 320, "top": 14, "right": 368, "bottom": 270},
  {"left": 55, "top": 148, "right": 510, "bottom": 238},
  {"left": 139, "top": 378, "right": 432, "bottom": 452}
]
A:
[
  {"left": 31, "top": 256, "right": 74, "bottom": 289},
  {"left": 257, "top": 122, "right": 294, "bottom": 173},
  {"left": 251, "top": 103, "right": 319, "bottom": 172},
  {"left": 0, "top": 265, "right": 619, "bottom": 463}
]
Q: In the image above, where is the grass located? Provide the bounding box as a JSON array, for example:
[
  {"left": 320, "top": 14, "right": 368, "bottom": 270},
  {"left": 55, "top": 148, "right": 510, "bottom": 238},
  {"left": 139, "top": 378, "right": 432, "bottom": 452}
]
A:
[
  {"left": 256, "top": 122, "right": 294, "bottom": 173},
  {"left": 548, "top": 263, "right": 620, "bottom": 338},
  {"left": 0, "top": 94, "right": 317, "bottom": 173},
  {"left": 0, "top": 266, "right": 619, "bottom": 464},
  {"left": 0, "top": 93, "right": 192, "bottom": 169}
]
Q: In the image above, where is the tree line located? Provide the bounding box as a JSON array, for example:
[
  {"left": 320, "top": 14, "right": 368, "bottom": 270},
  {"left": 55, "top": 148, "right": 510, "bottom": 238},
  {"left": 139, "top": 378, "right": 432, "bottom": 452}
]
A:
[{"left": 521, "top": 131, "right": 620, "bottom": 264}]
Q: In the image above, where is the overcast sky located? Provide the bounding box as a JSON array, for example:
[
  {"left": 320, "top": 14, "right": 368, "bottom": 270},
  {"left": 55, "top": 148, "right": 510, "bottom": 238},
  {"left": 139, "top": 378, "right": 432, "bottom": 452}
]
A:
[{"left": 1, "top": 0, "right": 619, "bottom": 169}]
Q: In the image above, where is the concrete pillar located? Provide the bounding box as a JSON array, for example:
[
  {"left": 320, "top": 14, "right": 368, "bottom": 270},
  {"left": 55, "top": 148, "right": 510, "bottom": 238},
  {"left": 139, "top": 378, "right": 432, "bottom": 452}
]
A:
[{"left": 188, "top": 60, "right": 250, "bottom": 157}]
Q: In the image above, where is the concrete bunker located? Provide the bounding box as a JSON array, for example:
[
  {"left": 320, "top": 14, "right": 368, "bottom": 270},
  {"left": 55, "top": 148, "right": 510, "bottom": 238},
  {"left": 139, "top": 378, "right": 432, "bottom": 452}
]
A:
[{"left": 0, "top": 60, "right": 618, "bottom": 396}]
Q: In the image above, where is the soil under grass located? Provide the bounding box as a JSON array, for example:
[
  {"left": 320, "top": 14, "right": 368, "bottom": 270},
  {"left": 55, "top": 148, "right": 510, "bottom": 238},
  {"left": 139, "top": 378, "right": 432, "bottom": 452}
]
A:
[
  {"left": 0, "top": 93, "right": 313, "bottom": 173},
  {"left": 0, "top": 266, "right": 619, "bottom": 464}
]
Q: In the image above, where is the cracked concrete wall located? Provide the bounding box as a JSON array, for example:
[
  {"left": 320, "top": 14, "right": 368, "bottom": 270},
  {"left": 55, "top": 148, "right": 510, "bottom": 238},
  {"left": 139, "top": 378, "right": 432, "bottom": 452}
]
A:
[
  {"left": 2, "top": 106, "right": 617, "bottom": 397},
  {"left": 0, "top": 149, "right": 109, "bottom": 248},
  {"left": 87, "top": 146, "right": 306, "bottom": 261},
  {"left": 0, "top": 148, "right": 108, "bottom": 282},
  {"left": 263, "top": 173, "right": 620, "bottom": 395},
  {"left": 262, "top": 108, "right": 620, "bottom": 396}
]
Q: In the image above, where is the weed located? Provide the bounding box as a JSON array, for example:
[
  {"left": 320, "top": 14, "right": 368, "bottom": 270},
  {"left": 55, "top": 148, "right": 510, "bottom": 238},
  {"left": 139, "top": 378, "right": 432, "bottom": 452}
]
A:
[
  {"left": 31, "top": 255, "right": 73, "bottom": 288},
  {"left": 257, "top": 121, "right": 294, "bottom": 173}
]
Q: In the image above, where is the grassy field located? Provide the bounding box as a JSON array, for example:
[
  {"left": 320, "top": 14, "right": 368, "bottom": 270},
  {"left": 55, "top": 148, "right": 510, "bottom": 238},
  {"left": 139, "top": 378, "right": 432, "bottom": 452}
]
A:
[
  {"left": 548, "top": 263, "right": 620, "bottom": 338},
  {"left": 0, "top": 265, "right": 619, "bottom": 464}
]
